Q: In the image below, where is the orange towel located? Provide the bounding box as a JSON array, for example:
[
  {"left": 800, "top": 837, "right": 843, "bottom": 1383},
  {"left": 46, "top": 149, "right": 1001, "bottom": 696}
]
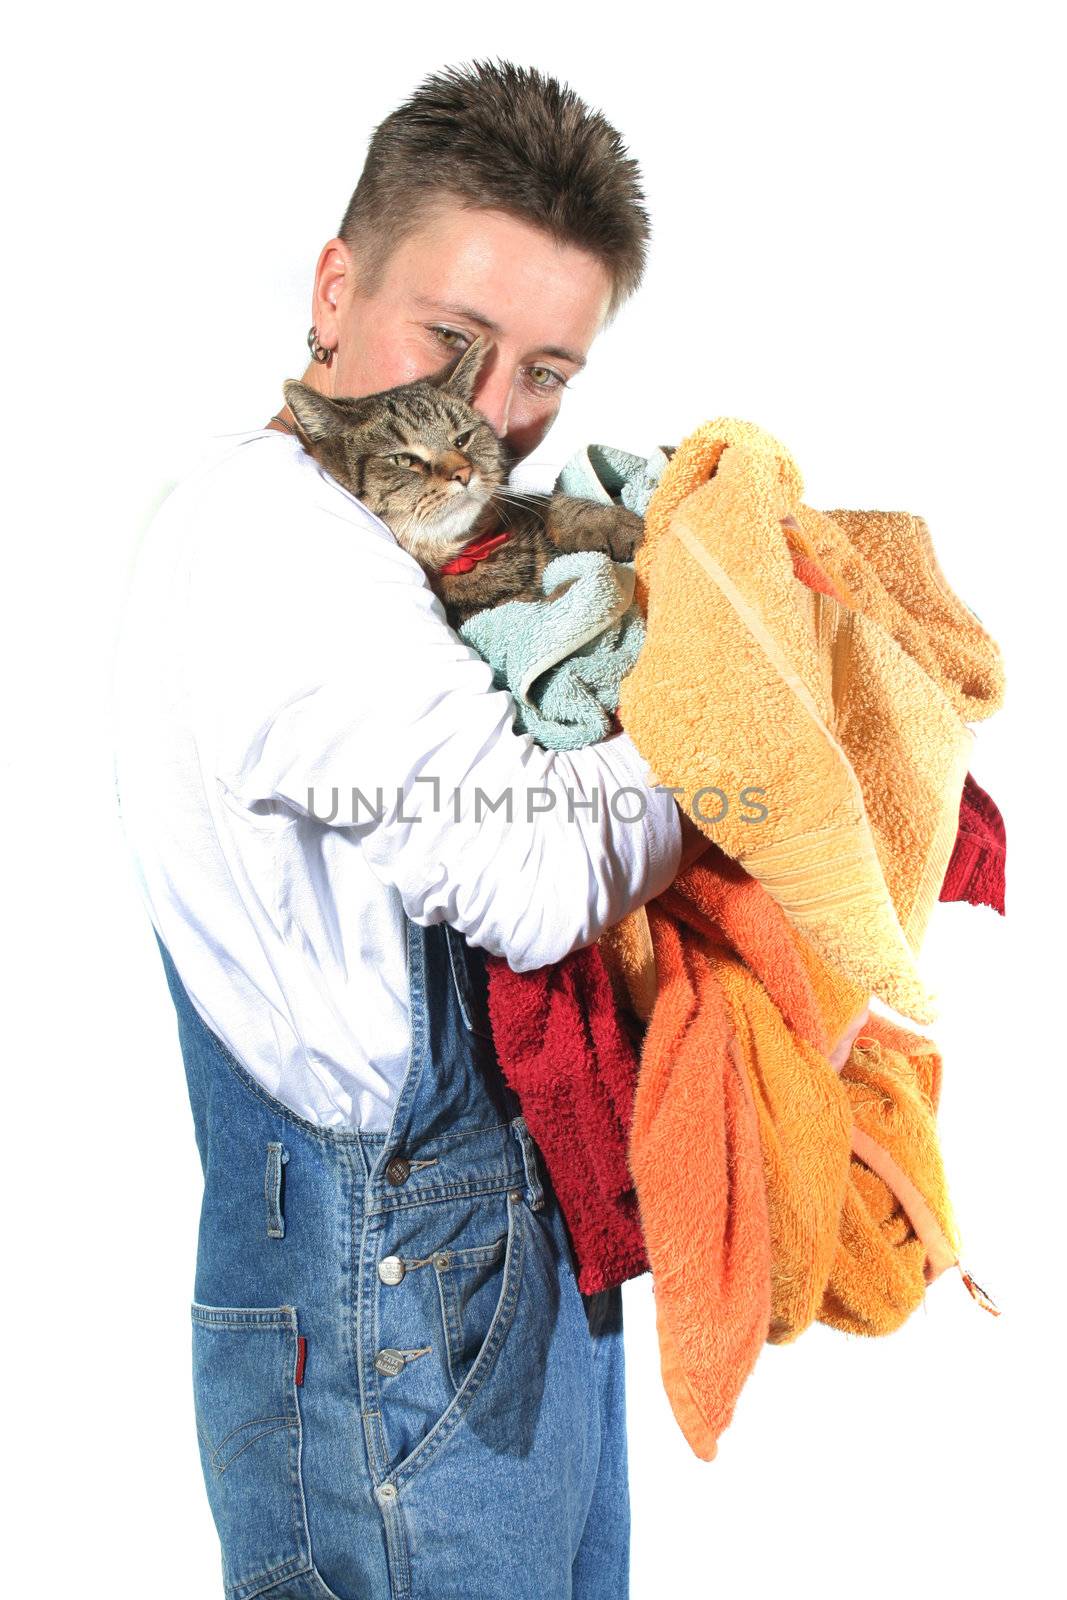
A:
[
  {"left": 631, "top": 851, "right": 861, "bottom": 1460},
  {"left": 631, "top": 849, "right": 993, "bottom": 1462},
  {"left": 629, "top": 884, "right": 772, "bottom": 1463}
]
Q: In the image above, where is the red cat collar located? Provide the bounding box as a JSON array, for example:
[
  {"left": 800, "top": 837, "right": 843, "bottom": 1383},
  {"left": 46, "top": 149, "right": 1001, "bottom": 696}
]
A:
[{"left": 438, "top": 527, "right": 511, "bottom": 574}]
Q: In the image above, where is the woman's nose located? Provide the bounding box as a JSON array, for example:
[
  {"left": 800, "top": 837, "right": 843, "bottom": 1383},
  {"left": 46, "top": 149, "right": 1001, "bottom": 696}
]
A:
[{"left": 471, "top": 367, "right": 512, "bottom": 439}]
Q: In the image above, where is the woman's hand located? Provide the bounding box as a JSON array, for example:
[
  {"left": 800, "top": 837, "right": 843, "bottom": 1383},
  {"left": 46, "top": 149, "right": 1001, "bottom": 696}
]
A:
[
  {"left": 675, "top": 806, "right": 715, "bottom": 874},
  {"left": 828, "top": 1000, "right": 872, "bottom": 1071}
]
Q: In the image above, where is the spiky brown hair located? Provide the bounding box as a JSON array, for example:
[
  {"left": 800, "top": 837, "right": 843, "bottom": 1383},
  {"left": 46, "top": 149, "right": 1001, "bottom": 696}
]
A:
[{"left": 338, "top": 58, "right": 650, "bottom": 323}]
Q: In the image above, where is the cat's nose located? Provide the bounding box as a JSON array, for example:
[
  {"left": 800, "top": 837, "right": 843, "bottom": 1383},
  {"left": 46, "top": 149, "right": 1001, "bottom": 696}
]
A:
[{"left": 440, "top": 453, "right": 472, "bottom": 487}]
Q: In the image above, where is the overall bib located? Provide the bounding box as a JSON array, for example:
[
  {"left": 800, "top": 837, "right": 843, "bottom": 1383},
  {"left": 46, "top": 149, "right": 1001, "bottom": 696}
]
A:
[{"left": 155, "top": 910, "right": 630, "bottom": 1600}]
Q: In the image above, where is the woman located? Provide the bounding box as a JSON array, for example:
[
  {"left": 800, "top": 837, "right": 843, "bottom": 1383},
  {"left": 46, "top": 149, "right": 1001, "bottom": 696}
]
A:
[{"left": 115, "top": 58, "right": 714, "bottom": 1598}]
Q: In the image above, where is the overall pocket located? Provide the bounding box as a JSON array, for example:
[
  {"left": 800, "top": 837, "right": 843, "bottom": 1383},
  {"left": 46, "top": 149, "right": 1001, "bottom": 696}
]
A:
[
  {"left": 190, "top": 1303, "right": 341, "bottom": 1600},
  {"left": 374, "top": 1187, "right": 527, "bottom": 1488},
  {"left": 436, "top": 1229, "right": 509, "bottom": 1395}
]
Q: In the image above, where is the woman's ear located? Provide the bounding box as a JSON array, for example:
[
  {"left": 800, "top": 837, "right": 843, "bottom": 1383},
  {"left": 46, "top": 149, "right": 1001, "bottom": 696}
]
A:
[{"left": 282, "top": 381, "right": 346, "bottom": 442}]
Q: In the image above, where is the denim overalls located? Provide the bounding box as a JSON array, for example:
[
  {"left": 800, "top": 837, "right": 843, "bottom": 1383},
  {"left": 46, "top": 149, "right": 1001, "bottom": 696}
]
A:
[{"left": 154, "top": 908, "right": 630, "bottom": 1600}]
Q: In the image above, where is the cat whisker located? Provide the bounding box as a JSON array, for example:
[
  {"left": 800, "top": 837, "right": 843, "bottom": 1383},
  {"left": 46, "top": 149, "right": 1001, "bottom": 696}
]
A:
[{"left": 491, "top": 492, "right": 547, "bottom": 524}]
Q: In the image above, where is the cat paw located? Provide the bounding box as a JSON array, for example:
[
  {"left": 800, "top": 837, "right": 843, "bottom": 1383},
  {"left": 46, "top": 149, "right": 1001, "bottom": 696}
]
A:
[{"left": 609, "top": 509, "right": 646, "bottom": 561}]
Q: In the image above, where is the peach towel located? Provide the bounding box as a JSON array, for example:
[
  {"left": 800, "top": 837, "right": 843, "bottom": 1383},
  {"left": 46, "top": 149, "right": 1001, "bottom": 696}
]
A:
[{"left": 617, "top": 419, "right": 1006, "bottom": 1022}]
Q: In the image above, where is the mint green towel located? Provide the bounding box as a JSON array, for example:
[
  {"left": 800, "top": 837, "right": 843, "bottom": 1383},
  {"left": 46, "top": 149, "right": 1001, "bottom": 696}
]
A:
[
  {"left": 459, "top": 552, "right": 643, "bottom": 749},
  {"left": 456, "top": 441, "right": 670, "bottom": 750},
  {"left": 555, "top": 441, "right": 671, "bottom": 517}
]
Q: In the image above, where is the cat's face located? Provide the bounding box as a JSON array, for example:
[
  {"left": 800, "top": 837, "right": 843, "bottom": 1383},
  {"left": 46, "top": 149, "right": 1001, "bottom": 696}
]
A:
[{"left": 283, "top": 335, "right": 507, "bottom": 569}]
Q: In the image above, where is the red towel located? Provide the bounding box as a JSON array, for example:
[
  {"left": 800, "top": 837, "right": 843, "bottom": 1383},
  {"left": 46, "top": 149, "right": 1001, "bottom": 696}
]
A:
[
  {"left": 485, "top": 940, "right": 649, "bottom": 1294},
  {"left": 939, "top": 770, "right": 1006, "bottom": 913}
]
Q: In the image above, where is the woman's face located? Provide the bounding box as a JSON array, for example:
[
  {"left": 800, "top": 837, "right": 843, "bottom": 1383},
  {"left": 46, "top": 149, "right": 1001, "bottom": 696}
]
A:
[{"left": 308, "top": 199, "right": 614, "bottom": 469}]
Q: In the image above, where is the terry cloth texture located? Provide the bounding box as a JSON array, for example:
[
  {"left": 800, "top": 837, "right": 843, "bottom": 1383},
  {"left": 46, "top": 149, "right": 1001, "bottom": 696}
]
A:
[
  {"left": 634, "top": 849, "right": 976, "bottom": 1462},
  {"left": 486, "top": 938, "right": 652, "bottom": 1295},
  {"left": 618, "top": 418, "right": 1007, "bottom": 1024},
  {"left": 554, "top": 440, "right": 672, "bottom": 517},
  {"left": 940, "top": 769, "right": 1006, "bottom": 913},
  {"left": 457, "top": 552, "right": 644, "bottom": 749}
]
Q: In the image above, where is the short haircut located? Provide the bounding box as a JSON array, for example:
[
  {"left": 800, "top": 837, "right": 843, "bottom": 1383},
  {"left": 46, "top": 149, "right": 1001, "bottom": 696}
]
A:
[{"left": 338, "top": 57, "right": 650, "bottom": 323}]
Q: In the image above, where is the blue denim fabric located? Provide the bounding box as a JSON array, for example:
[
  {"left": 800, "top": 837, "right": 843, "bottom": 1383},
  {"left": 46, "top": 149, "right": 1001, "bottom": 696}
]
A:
[{"left": 155, "top": 911, "right": 630, "bottom": 1599}]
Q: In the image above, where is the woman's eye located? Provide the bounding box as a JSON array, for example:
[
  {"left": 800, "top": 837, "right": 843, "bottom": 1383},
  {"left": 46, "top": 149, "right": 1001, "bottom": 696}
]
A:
[
  {"left": 432, "top": 326, "right": 469, "bottom": 350},
  {"left": 527, "top": 365, "right": 566, "bottom": 391}
]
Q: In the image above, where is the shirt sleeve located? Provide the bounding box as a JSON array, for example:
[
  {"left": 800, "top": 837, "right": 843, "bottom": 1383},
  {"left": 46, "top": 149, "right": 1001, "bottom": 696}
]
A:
[{"left": 191, "top": 463, "right": 682, "bottom": 972}]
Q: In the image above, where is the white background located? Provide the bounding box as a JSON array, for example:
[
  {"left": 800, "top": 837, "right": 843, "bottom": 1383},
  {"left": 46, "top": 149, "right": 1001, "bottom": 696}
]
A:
[{"left": 3, "top": 2, "right": 1062, "bottom": 1594}]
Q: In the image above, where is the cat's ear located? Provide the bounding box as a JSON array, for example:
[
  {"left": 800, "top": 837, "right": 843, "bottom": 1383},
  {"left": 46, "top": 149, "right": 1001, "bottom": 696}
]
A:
[
  {"left": 432, "top": 333, "right": 495, "bottom": 404},
  {"left": 282, "top": 381, "right": 347, "bottom": 442}
]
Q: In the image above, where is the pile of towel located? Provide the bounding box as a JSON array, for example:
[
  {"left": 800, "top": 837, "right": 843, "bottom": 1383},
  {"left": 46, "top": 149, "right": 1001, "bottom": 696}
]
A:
[{"left": 466, "top": 420, "right": 1006, "bottom": 1461}]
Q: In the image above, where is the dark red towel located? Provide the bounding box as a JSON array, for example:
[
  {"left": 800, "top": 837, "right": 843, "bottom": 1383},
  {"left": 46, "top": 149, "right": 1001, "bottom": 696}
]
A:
[
  {"left": 939, "top": 770, "right": 1006, "bottom": 913},
  {"left": 485, "top": 941, "right": 650, "bottom": 1295}
]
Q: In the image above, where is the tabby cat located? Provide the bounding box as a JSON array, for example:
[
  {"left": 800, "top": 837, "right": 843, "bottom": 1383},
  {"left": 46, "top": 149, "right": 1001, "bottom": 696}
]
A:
[{"left": 281, "top": 334, "right": 646, "bottom": 630}]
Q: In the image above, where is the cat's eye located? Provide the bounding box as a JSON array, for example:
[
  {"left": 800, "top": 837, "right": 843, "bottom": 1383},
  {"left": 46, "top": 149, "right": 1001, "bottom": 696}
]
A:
[
  {"left": 453, "top": 427, "right": 479, "bottom": 450},
  {"left": 389, "top": 452, "right": 422, "bottom": 470}
]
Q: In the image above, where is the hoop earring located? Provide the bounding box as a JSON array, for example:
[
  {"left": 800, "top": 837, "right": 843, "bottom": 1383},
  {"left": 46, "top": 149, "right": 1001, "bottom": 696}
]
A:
[{"left": 307, "top": 324, "right": 332, "bottom": 364}]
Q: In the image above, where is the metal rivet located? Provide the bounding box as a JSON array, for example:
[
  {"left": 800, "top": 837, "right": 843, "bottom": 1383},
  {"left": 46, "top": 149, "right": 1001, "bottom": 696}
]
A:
[
  {"left": 378, "top": 1255, "right": 406, "bottom": 1285},
  {"left": 433, "top": 1252, "right": 450, "bottom": 1269},
  {"left": 508, "top": 1190, "right": 522, "bottom": 1202},
  {"left": 379, "top": 1482, "right": 397, "bottom": 1500}
]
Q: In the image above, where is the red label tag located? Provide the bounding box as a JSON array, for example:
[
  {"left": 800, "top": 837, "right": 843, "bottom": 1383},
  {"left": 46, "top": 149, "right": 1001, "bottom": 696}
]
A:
[{"left": 295, "top": 1334, "right": 307, "bottom": 1385}]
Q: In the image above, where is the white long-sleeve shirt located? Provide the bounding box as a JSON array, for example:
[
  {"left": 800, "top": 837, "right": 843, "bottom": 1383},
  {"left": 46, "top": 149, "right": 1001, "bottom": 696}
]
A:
[{"left": 112, "top": 428, "right": 682, "bottom": 1130}]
